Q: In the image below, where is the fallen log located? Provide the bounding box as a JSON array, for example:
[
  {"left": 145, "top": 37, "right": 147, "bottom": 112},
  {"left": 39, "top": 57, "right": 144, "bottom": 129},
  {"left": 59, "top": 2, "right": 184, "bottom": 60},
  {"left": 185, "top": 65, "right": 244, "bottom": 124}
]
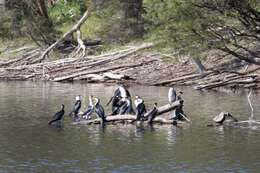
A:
[
  {"left": 75, "top": 74, "right": 105, "bottom": 81},
  {"left": 0, "top": 48, "right": 41, "bottom": 67},
  {"left": 103, "top": 72, "right": 129, "bottom": 80},
  {"left": 73, "top": 100, "right": 182, "bottom": 125},
  {"left": 195, "top": 76, "right": 259, "bottom": 90},
  {"left": 53, "top": 60, "right": 156, "bottom": 82},
  {"left": 76, "top": 72, "right": 130, "bottom": 81},
  {"left": 153, "top": 71, "right": 215, "bottom": 86}
]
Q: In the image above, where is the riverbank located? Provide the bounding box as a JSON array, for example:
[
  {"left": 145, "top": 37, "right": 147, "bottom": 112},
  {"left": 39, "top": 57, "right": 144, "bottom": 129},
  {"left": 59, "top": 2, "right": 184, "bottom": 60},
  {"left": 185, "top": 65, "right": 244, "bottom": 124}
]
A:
[{"left": 0, "top": 42, "right": 259, "bottom": 91}]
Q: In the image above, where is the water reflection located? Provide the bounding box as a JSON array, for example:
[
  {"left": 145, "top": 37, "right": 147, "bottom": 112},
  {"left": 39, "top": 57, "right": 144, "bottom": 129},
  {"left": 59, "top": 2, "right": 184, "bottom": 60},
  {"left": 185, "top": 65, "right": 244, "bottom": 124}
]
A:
[{"left": 0, "top": 81, "right": 260, "bottom": 173}]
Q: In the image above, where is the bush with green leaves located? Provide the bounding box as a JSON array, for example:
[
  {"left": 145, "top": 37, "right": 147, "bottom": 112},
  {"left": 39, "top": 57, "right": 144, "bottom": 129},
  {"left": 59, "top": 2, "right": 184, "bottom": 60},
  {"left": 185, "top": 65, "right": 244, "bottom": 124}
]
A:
[{"left": 48, "top": 0, "right": 86, "bottom": 25}]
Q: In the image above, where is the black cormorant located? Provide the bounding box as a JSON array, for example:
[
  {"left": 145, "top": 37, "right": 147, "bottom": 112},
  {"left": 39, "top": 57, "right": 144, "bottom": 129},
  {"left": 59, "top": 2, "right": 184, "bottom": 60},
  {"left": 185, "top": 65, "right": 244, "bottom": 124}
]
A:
[
  {"left": 107, "top": 85, "right": 131, "bottom": 115},
  {"left": 134, "top": 95, "right": 147, "bottom": 120},
  {"left": 94, "top": 97, "right": 106, "bottom": 123},
  {"left": 69, "top": 96, "right": 82, "bottom": 120},
  {"left": 48, "top": 104, "right": 65, "bottom": 125},
  {"left": 147, "top": 103, "right": 158, "bottom": 124}
]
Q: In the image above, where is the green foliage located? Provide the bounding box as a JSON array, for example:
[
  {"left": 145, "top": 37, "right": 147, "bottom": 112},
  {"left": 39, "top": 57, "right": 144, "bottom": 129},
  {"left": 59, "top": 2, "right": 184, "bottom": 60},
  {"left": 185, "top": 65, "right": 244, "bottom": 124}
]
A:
[
  {"left": 80, "top": 0, "right": 122, "bottom": 41},
  {"left": 144, "top": 0, "right": 260, "bottom": 60},
  {"left": 144, "top": 0, "right": 215, "bottom": 55},
  {"left": 48, "top": 0, "right": 86, "bottom": 25},
  {"left": 0, "top": 12, "right": 12, "bottom": 39}
]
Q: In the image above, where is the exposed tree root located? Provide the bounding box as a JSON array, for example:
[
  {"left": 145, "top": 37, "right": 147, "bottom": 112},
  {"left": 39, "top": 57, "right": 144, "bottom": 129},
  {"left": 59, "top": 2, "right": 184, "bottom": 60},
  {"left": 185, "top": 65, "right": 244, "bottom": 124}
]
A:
[{"left": 39, "top": 11, "right": 89, "bottom": 62}]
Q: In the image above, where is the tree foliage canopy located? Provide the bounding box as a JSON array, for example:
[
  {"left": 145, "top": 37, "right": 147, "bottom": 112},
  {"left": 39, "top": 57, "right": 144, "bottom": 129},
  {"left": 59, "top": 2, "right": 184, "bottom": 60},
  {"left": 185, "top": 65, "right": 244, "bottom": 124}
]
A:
[
  {"left": 1, "top": 0, "right": 260, "bottom": 64},
  {"left": 144, "top": 0, "right": 260, "bottom": 63}
]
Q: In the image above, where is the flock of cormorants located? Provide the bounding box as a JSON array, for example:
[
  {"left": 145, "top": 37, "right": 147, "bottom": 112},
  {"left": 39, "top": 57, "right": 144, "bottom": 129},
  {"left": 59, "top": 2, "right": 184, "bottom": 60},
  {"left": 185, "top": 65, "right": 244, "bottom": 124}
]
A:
[{"left": 48, "top": 85, "right": 182, "bottom": 126}]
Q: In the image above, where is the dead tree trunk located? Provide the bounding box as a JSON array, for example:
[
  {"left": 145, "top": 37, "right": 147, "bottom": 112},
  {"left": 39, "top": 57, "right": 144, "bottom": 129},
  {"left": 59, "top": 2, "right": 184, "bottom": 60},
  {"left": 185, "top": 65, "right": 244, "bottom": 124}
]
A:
[
  {"left": 120, "top": 0, "right": 144, "bottom": 38},
  {"left": 39, "top": 11, "right": 89, "bottom": 62}
]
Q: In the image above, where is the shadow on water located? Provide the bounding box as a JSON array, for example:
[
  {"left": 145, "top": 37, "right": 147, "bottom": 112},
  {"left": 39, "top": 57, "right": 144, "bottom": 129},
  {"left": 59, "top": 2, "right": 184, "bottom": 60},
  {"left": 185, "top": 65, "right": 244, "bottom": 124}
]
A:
[{"left": 0, "top": 81, "right": 259, "bottom": 173}]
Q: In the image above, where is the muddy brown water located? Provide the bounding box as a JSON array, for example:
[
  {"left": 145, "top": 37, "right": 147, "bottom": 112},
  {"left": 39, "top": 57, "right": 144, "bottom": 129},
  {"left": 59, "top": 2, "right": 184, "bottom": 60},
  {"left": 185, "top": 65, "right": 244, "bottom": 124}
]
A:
[{"left": 0, "top": 81, "right": 260, "bottom": 173}]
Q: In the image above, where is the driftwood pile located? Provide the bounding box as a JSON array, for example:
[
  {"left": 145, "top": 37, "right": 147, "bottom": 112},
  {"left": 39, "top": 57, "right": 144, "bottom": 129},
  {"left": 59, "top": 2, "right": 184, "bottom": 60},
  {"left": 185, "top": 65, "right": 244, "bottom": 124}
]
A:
[
  {"left": 0, "top": 43, "right": 158, "bottom": 82},
  {"left": 1, "top": 41, "right": 260, "bottom": 91},
  {"left": 154, "top": 59, "right": 260, "bottom": 90}
]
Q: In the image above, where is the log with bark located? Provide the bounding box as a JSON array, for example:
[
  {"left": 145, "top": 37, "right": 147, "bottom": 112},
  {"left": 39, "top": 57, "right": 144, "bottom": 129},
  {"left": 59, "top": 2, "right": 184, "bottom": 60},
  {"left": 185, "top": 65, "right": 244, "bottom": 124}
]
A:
[
  {"left": 52, "top": 60, "right": 156, "bottom": 82},
  {"left": 75, "top": 72, "right": 132, "bottom": 82}
]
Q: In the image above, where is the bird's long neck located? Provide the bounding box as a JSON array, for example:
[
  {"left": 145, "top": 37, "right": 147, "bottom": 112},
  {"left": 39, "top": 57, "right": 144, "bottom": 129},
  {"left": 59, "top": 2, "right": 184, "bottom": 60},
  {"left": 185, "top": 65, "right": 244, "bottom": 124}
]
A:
[
  {"left": 89, "top": 96, "right": 93, "bottom": 106},
  {"left": 94, "top": 98, "right": 99, "bottom": 106},
  {"left": 119, "top": 86, "right": 127, "bottom": 98},
  {"left": 135, "top": 98, "right": 143, "bottom": 107}
]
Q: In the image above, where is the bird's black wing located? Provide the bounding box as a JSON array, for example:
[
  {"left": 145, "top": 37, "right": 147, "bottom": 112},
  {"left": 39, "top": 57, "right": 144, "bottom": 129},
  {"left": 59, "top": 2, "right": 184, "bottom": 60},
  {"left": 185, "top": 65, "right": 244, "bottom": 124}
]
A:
[
  {"left": 125, "top": 88, "right": 131, "bottom": 98},
  {"left": 119, "top": 101, "right": 128, "bottom": 115},
  {"left": 49, "top": 110, "right": 64, "bottom": 125},
  {"left": 106, "top": 88, "right": 121, "bottom": 106},
  {"left": 95, "top": 105, "right": 105, "bottom": 118},
  {"left": 147, "top": 107, "right": 158, "bottom": 123},
  {"left": 140, "top": 103, "right": 147, "bottom": 114},
  {"left": 74, "top": 100, "right": 81, "bottom": 113},
  {"left": 127, "top": 99, "right": 135, "bottom": 114}
]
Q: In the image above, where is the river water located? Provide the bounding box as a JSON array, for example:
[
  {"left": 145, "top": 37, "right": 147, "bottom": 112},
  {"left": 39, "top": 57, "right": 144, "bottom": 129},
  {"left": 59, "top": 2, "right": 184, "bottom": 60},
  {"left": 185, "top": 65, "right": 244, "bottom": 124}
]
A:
[{"left": 0, "top": 81, "right": 259, "bottom": 173}]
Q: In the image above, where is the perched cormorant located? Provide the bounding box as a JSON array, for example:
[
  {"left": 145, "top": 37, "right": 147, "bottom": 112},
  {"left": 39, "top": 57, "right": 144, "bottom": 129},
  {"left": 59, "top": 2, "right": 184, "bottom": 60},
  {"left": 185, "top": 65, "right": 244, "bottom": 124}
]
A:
[
  {"left": 134, "top": 95, "right": 147, "bottom": 120},
  {"left": 107, "top": 85, "right": 131, "bottom": 115},
  {"left": 147, "top": 103, "right": 158, "bottom": 124},
  {"left": 94, "top": 97, "right": 106, "bottom": 122},
  {"left": 69, "top": 95, "right": 82, "bottom": 120},
  {"left": 110, "top": 95, "right": 123, "bottom": 115},
  {"left": 82, "top": 96, "right": 94, "bottom": 120},
  {"left": 48, "top": 104, "right": 65, "bottom": 125},
  {"left": 168, "top": 87, "right": 177, "bottom": 104},
  {"left": 119, "top": 97, "right": 135, "bottom": 115}
]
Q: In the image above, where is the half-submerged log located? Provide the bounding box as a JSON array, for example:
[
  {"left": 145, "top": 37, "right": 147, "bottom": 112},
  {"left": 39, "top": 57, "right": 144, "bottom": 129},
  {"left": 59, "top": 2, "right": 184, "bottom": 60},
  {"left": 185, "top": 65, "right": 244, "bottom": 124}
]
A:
[{"left": 73, "top": 100, "right": 182, "bottom": 125}]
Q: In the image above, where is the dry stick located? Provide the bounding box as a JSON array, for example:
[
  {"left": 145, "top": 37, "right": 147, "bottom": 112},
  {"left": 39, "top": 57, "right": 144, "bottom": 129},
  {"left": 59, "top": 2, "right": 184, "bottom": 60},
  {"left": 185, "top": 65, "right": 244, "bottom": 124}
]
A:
[
  {"left": 234, "top": 89, "right": 259, "bottom": 126},
  {"left": 38, "top": 11, "right": 89, "bottom": 62},
  {"left": 0, "top": 49, "right": 41, "bottom": 67},
  {"left": 52, "top": 60, "right": 156, "bottom": 82},
  {"left": 179, "top": 112, "right": 191, "bottom": 122},
  {"left": 247, "top": 89, "right": 254, "bottom": 121}
]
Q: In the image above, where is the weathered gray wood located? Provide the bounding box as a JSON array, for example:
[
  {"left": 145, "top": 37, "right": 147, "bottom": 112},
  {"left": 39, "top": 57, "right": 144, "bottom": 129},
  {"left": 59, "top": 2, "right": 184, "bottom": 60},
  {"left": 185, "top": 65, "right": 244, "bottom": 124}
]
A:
[
  {"left": 153, "top": 71, "right": 214, "bottom": 86},
  {"left": 53, "top": 60, "right": 155, "bottom": 82}
]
